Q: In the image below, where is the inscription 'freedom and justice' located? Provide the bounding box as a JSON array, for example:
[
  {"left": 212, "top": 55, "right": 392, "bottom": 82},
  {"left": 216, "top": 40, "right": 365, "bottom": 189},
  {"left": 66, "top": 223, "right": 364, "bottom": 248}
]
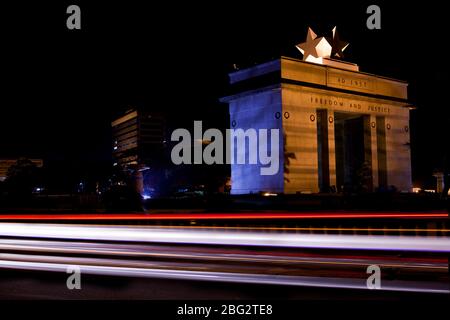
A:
[{"left": 310, "top": 96, "right": 391, "bottom": 114}]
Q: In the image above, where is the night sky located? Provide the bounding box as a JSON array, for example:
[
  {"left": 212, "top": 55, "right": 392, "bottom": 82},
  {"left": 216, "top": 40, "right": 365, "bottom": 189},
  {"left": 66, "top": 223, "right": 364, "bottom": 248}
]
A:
[{"left": 2, "top": 1, "right": 449, "bottom": 188}]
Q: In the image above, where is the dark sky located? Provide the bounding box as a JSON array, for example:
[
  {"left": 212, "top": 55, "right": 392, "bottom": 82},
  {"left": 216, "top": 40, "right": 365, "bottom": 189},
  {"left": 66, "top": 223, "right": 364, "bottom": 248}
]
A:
[{"left": 1, "top": 1, "right": 449, "bottom": 187}]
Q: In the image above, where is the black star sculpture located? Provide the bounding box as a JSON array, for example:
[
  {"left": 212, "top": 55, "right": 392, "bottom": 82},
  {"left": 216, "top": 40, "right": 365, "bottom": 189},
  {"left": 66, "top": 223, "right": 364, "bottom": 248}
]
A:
[{"left": 327, "top": 26, "right": 349, "bottom": 59}]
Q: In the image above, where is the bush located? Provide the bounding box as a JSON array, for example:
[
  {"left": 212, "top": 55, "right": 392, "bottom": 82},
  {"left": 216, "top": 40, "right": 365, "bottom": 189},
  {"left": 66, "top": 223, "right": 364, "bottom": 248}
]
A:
[{"left": 102, "top": 185, "right": 143, "bottom": 212}]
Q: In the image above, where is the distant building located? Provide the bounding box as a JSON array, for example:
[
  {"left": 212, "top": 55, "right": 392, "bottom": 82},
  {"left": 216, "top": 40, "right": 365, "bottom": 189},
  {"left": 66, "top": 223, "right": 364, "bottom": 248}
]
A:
[
  {"left": 0, "top": 159, "right": 43, "bottom": 182},
  {"left": 111, "top": 108, "right": 167, "bottom": 196}
]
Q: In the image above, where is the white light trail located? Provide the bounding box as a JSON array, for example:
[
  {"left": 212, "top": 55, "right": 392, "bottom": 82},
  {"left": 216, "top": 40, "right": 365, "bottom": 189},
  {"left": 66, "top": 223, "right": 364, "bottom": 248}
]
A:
[{"left": 1, "top": 223, "right": 450, "bottom": 252}]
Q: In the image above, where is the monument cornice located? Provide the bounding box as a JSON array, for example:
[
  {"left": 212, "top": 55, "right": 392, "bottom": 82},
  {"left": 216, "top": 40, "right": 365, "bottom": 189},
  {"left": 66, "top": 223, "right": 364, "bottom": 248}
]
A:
[{"left": 281, "top": 78, "right": 409, "bottom": 105}]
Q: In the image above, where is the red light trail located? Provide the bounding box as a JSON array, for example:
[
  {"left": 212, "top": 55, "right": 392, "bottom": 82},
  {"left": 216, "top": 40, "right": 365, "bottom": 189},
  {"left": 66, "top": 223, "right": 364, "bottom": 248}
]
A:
[{"left": 0, "top": 211, "right": 447, "bottom": 221}]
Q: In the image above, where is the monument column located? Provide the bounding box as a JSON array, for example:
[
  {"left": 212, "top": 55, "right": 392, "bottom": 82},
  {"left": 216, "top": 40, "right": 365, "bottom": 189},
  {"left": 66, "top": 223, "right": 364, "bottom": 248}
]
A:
[
  {"left": 376, "top": 116, "right": 388, "bottom": 189},
  {"left": 363, "top": 115, "right": 374, "bottom": 192},
  {"left": 328, "top": 110, "right": 337, "bottom": 189},
  {"left": 316, "top": 109, "right": 337, "bottom": 192},
  {"left": 316, "top": 109, "right": 330, "bottom": 192},
  {"left": 370, "top": 115, "right": 379, "bottom": 190}
]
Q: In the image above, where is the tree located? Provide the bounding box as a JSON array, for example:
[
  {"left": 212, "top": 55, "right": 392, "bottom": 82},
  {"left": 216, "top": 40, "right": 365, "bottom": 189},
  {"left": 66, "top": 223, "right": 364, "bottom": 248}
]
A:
[
  {"left": 442, "top": 153, "right": 449, "bottom": 198},
  {"left": 5, "top": 158, "right": 39, "bottom": 199},
  {"left": 356, "top": 161, "right": 373, "bottom": 193}
]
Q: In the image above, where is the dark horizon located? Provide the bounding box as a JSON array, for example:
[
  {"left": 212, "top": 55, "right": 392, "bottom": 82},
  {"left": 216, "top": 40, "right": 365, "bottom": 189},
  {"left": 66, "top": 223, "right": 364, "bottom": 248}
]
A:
[{"left": 2, "top": 1, "right": 449, "bottom": 188}]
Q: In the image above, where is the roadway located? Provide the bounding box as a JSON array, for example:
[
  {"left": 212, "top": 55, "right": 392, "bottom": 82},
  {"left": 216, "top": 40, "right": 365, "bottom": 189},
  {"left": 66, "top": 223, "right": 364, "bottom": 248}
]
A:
[{"left": 0, "top": 217, "right": 449, "bottom": 299}]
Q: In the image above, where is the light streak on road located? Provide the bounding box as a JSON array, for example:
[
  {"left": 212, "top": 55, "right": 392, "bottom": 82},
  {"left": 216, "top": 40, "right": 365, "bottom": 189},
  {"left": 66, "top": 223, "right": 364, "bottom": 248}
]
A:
[
  {"left": 1, "top": 223, "right": 450, "bottom": 252},
  {"left": 0, "top": 258, "right": 447, "bottom": 294},
  {"left": 0, "top": 211, "right": 447, "bottom": 221},
  {"left": 0, "top": 239, "right": 446, "bottom": 269},
  {"left": 1, "top": 223, "right": 449, "bottom": 296},
  {"left": 113, "top": 225, "right": 450, "bottom": 234}
]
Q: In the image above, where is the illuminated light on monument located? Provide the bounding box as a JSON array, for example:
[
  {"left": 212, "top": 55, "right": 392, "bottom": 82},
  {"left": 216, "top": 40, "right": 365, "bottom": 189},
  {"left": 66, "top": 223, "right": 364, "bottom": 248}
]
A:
[
  {"left": 170, "top": 121, "right": 280, "bottom": 176},
  {"left": 296, "top": 27, "right": 332, "bottom": 64},
  {"left": 296, "top": 27, "right": 358, "bottom": 71},
  {"left": 221, "top": 28, "right": 413, "bottom": 194}
]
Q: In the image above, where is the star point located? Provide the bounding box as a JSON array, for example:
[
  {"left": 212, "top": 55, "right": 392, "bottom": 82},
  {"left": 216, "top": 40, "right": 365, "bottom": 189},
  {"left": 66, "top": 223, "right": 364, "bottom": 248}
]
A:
[
  {"left": 296, "top": 27, "right": 332, "bottom": 62},
  {"left": 328, "top": 26, "right": 349, "bottom": 59}
]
